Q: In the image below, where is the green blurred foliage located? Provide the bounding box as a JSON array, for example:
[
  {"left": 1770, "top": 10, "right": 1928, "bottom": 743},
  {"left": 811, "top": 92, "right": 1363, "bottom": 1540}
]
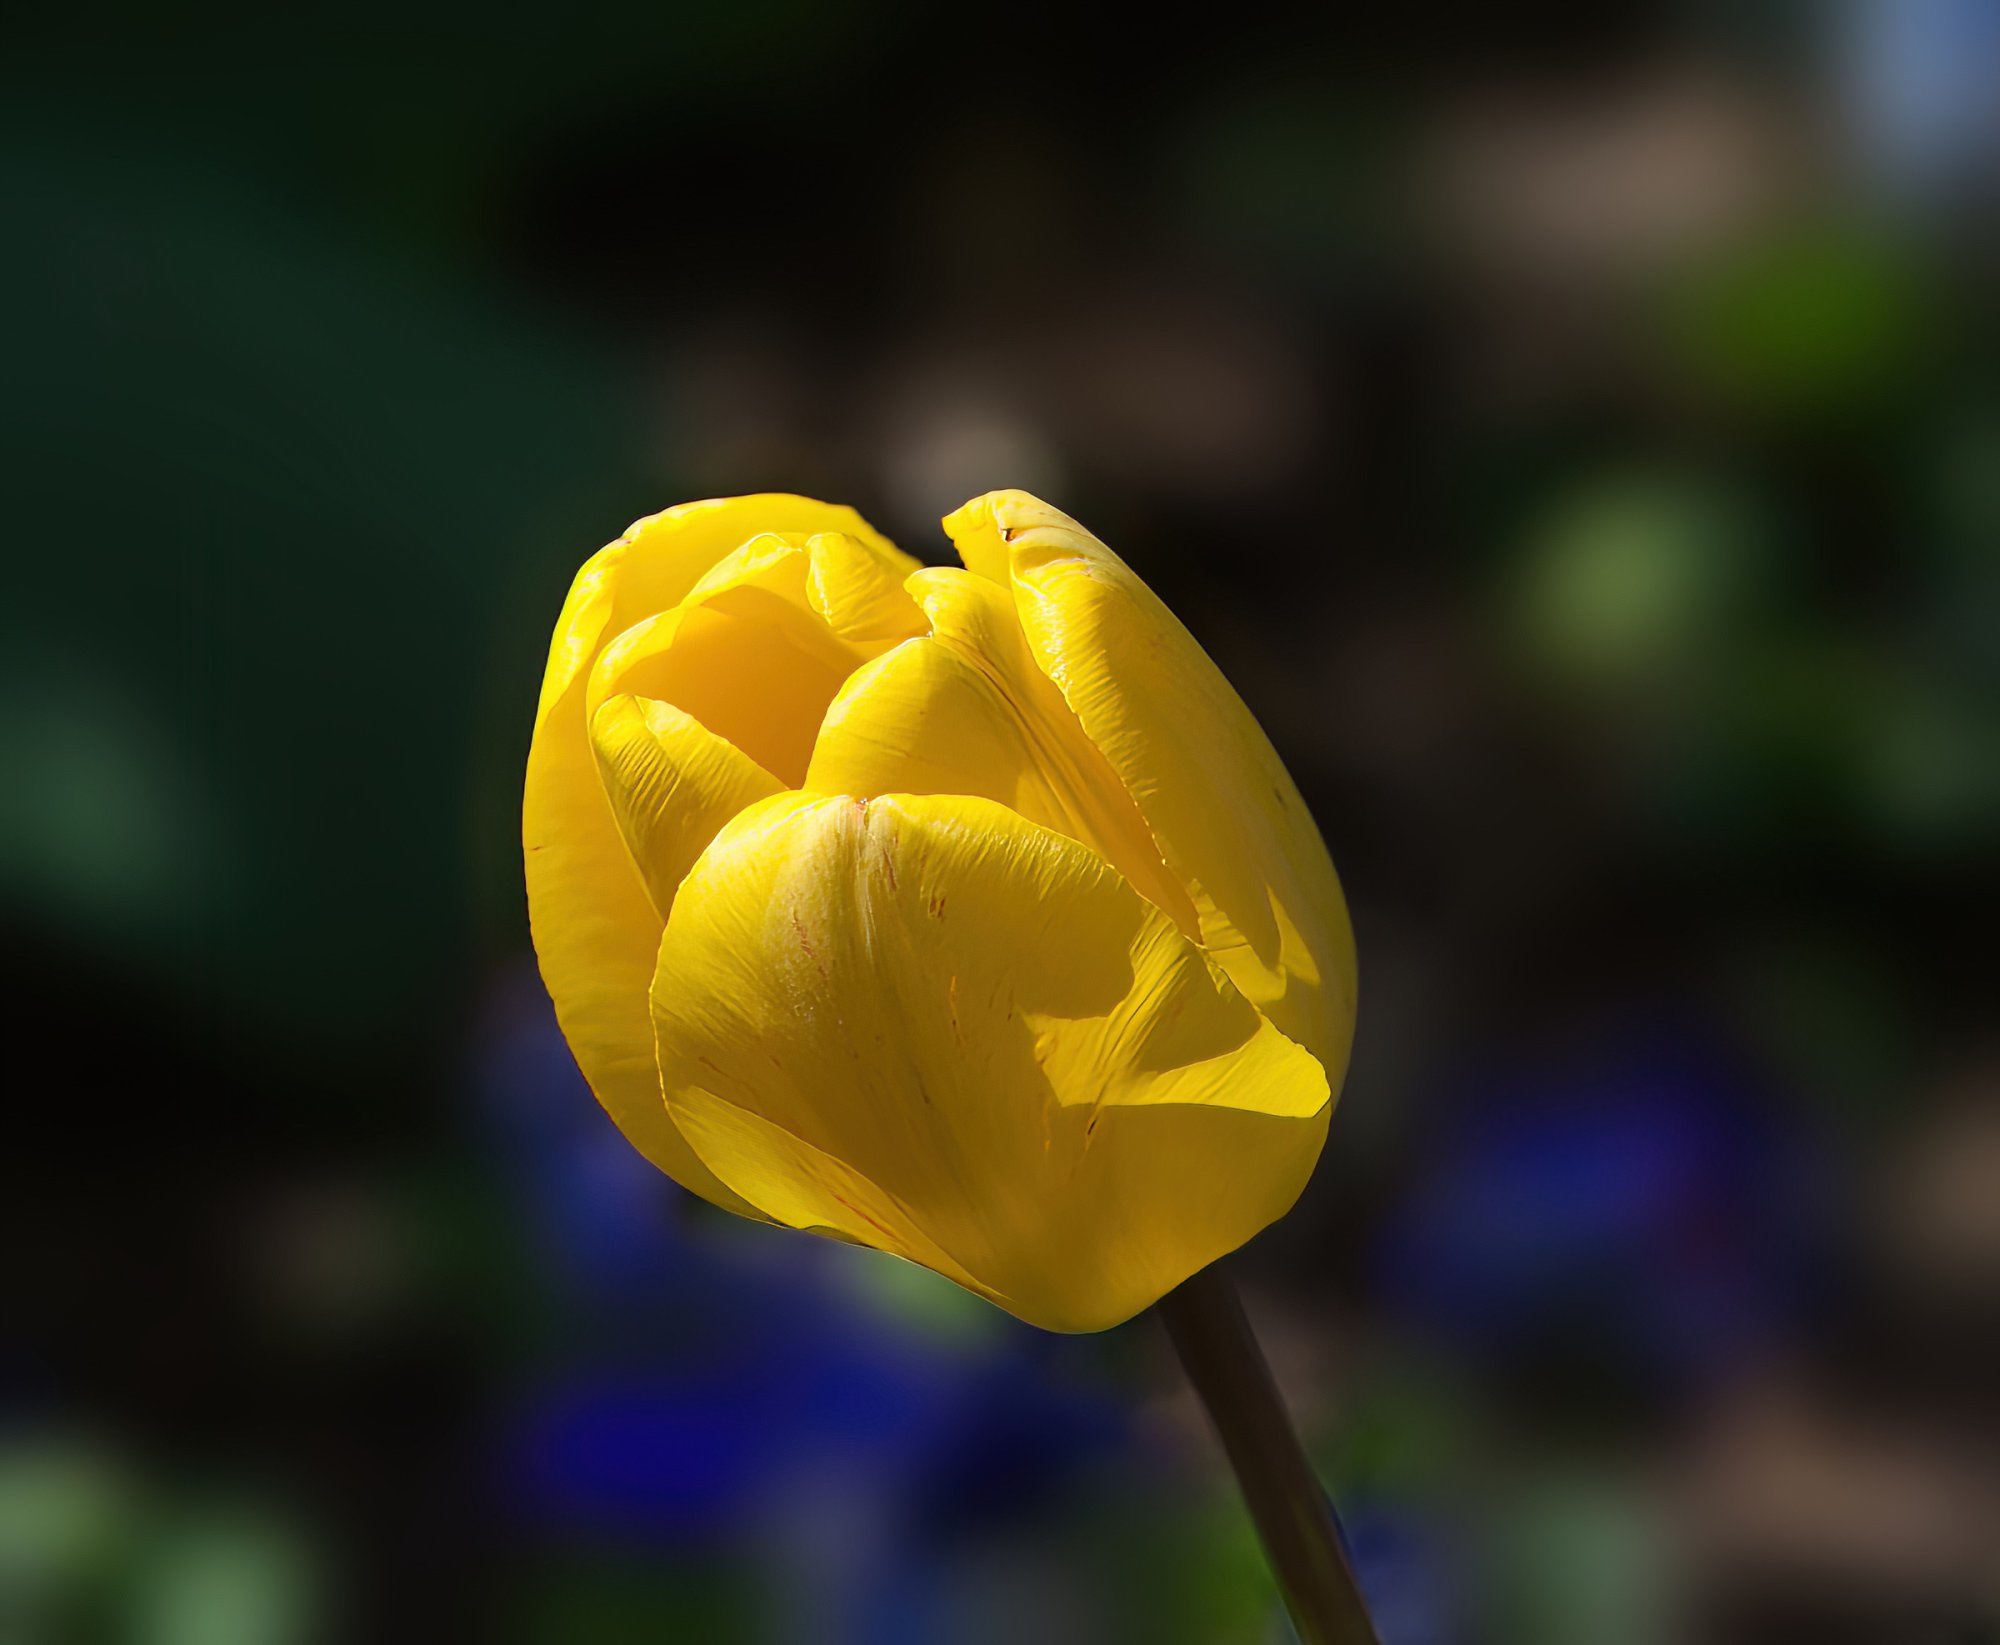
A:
[
  {"left": 1661, "top": 225, "right": 1942, "bottom": 419},
  {"left": 0, "top": 127, "right": 637, "bottom": 1045}
]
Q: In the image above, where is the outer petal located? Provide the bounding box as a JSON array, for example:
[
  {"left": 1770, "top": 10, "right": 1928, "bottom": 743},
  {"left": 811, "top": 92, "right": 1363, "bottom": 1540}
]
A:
[
  {"left": 943, "top": 491, "right": 1357, "bottom": 1084},
  {"left": 804, "top": 567, "right": 1199, "bottom": 934},
  {"left": 524, "top": 496, "right": 906, "bottom": 1209},
  {"left": 650, "top": 791, "right": 1330, "bottom": 1332}
]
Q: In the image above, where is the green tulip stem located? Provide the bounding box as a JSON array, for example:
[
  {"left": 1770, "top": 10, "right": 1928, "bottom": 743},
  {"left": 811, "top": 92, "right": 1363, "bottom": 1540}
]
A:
[{"left": 1157, "top": 1263, "right": 1380, "bottom": 1645}]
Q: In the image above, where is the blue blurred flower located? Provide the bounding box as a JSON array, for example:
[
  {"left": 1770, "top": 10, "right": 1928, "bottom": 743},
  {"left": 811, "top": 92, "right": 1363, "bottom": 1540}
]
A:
[
  {"left": 473, "top": 965, "right": 1126, "bottom": 1635},
  {"left": 1374, "top": 1025, "right": 1807, "bottom": 1389}
]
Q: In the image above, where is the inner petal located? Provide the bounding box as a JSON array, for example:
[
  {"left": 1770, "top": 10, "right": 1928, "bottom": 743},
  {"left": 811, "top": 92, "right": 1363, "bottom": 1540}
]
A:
[
  {"left": 806, "top": 565, "right": 1201, "bottom": 937},
  {"left": 625, "top": 599, "right": 855, "bottom": 784},
  {"left": 588, "top": 533, "right": 924, "bottom": 788},
  {"left": 589, "top": 693, "right": 784, "bottom": 920}
]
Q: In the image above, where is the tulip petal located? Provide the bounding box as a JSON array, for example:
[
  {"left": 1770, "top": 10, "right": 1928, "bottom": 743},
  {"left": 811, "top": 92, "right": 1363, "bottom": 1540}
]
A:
[
  {"left": 652, "top": 791, "right": 1330, "bottom": 1332},
  {"left": 538, "top": 498, "right": 911, "bottom": 722},
  {"left": 589, "top": 693, "right": 784, "bottom": 920},
  {"left": 804, "top": 531, "right": 932, "bottom": 647},
  {"left": 589, "top": 533, "right": 926, "bottom": 787},
  {"left": 663, "top": 1088, "right": 1010, "bottom": 1309},
  {"left": 944, "top": 491, "right": 1357, "bottom": 1082},
  {"left": 805, "top": 567, "right": 1201, "bottom": 934},
  {"left": 525, "top": 496, "right": 905, "bottom": 1210}
]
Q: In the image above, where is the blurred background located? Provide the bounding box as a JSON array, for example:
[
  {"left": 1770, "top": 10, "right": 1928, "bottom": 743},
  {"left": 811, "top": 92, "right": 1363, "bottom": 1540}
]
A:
[{"left": 4, "top": 3, "right": 1998, "bottom": 1640}]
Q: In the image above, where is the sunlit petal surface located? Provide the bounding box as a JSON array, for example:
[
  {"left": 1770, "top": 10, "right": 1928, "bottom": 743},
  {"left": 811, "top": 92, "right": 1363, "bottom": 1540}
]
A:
[{"left": 651, "top": 791, "right": 1329, "bottom": 1332}]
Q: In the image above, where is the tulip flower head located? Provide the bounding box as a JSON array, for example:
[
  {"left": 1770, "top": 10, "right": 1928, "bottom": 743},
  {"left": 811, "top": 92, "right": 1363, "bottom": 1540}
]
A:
[{"left": 525, "top": 491, "right": 1355, "bottom": 1332}]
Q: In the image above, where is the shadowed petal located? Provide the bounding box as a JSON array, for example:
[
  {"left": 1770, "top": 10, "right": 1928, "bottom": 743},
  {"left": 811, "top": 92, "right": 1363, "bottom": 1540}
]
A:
[
  {"left": 943, "top": 491, "right": 1357, "bottom": 1084},
  {"left": 588, "top": 533, "right": 924, "bottom": 786},
  {"left": 589, "top": 693, "right": 783, "bottom": 920}
]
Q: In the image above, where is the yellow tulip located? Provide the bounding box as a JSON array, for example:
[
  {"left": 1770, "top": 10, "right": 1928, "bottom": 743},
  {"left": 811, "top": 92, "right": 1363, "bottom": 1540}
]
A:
[{"left": 523, "top": 490, "right": 1356, "bottom": 1332}]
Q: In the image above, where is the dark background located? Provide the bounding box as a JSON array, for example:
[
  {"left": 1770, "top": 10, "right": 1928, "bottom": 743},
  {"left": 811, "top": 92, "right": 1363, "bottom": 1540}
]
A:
[{"left": 4, "top": 4, "right": 1997, "bottom": 1641}]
